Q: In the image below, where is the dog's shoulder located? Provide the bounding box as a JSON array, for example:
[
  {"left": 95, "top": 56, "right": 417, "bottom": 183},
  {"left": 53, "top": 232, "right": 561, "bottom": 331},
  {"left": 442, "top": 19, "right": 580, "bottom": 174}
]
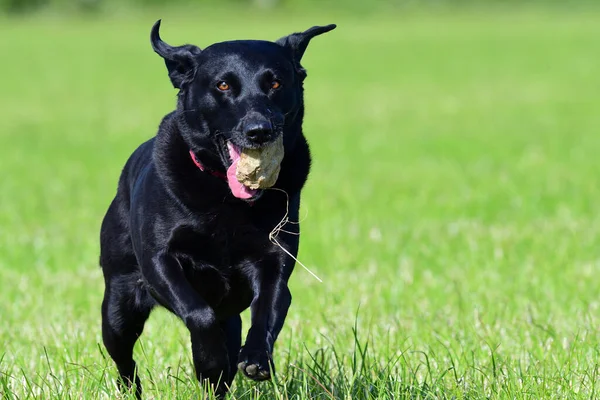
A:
[
  {"left": 117, "top": 111, "right": 179, "bottom": 199},
  {"left": 116, "top": 138, "right": 155, "bottom": 198}
]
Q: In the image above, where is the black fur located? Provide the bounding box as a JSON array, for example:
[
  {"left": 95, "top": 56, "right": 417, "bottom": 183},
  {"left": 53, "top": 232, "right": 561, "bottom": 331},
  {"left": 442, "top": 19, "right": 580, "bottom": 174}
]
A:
[{"left": 99, "top": 20, "right": 335, "bottom": 398}]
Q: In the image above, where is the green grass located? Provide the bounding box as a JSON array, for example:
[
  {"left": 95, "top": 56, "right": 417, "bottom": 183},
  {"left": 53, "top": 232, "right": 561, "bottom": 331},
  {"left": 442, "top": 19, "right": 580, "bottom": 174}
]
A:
[{"left": 2, "top": 6, "right": 600, "bottom": 399}]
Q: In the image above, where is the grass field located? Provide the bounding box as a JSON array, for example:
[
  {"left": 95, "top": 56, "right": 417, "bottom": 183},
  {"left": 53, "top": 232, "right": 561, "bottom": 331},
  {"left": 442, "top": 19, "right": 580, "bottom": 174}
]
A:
[{"left": 1, "top": 6, "right": 600, "bottom": 399}]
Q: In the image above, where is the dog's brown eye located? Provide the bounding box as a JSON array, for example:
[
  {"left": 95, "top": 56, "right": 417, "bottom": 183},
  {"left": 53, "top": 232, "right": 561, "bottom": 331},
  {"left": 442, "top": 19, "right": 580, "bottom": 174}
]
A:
[
  {"left": 217, "top": 81, "right": 230, "bottom": 91},
  {"left": 271, "top": 80, "right": 281, "bottom": 90}
]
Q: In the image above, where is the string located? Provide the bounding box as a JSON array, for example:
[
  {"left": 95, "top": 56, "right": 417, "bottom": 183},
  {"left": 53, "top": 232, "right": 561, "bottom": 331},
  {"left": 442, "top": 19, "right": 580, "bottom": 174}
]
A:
[{"left": 266, "top": 188, "right": 323, "bottom": 283}]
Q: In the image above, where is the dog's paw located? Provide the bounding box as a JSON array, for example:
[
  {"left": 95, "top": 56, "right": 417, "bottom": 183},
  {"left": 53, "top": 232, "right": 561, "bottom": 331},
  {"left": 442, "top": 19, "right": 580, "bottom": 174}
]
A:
[
  {"left": 237, "top": 347, "right": 273, "bottom": 381},
  {"left": 196, "top": 365, "right": 231, "bottom": 398},
  {"left": 194, "top": 350, "right": 231, "bottom": 393},
  {"left": 197, "top": 365, "right": 228, "bottom": 385}
]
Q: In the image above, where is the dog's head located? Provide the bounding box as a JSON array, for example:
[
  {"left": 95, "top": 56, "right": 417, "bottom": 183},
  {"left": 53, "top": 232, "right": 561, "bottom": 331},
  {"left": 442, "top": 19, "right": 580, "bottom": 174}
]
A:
[{"left": 150, "top": 20, "right": 335, "bottom": 199}]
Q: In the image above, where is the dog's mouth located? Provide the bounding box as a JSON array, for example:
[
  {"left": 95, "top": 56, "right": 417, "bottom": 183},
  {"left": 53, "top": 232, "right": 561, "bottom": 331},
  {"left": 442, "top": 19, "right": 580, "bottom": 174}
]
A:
[{"left": 225, "top": 142, "right": 260, "bottom": 200}]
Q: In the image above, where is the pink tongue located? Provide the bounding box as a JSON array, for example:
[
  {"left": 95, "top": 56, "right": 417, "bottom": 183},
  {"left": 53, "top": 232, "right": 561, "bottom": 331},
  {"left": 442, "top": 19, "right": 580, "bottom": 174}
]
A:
[{"left": 227, "top": 143, "right": 257, "bottom": 199}]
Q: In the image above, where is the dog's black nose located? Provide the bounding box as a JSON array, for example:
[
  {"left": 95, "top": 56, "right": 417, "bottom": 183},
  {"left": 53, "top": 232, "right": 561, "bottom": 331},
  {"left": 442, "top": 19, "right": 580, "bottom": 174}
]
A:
[{"left": 243, "top": 120, "right": 273, "bottom": 144}]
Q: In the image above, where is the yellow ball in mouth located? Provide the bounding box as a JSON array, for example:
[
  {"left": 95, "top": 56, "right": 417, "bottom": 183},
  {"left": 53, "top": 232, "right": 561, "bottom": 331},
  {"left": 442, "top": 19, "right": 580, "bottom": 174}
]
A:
[{"left": 236, "top": 136, "right": 284, "bottom": 190}]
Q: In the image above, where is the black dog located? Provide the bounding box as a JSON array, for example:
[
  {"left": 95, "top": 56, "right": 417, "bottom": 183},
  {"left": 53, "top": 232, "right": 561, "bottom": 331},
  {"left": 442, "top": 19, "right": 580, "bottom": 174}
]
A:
[{"left": 99, "top": 20, "right": 335, "bottom": 398}]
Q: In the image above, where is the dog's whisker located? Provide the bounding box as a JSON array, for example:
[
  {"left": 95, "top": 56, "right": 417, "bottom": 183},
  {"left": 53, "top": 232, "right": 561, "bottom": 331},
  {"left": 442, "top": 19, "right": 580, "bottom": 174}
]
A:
[{"left": 181, "top": 108, "right": 202, "bottom": 113}]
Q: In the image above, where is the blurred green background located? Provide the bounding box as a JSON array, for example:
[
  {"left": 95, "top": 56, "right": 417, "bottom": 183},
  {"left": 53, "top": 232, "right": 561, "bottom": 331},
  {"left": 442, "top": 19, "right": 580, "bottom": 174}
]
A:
[
  {"left": 1, "top": 0, "right": 600, "bottom": 399},
  {"left": 2, "top": 0, "right": 599, "bottom": 14}
]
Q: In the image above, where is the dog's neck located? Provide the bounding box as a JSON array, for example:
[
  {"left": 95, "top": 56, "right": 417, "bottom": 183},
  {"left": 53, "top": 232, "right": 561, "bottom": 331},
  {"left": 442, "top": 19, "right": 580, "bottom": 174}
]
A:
[
  {"left": 152, "top": 114, "right": 222, "bottom": 204},
  {"left": 189, "top": 150, "right": 227, "bottom": 180}
]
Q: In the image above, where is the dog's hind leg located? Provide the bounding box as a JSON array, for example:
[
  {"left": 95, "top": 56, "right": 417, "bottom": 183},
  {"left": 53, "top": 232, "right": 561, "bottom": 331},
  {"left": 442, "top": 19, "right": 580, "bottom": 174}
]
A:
[{"left": 101, "top": 273, "right": 154, "bottom": 399}]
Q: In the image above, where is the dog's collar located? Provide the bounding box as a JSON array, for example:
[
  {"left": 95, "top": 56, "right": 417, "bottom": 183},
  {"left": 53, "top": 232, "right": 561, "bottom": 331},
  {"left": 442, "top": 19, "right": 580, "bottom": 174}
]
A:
[{"left": 189, "top": 150, "right": 227, "bottom": 180}]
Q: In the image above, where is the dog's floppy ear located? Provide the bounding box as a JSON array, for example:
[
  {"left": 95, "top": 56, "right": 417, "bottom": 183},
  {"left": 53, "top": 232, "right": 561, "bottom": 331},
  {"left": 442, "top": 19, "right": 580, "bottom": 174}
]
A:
[
  {"left": 150, "top": 20, "right": 202, "bottom": 89},
  {"left": 276, "top": 24, "right": 336, "bottom": 68}
]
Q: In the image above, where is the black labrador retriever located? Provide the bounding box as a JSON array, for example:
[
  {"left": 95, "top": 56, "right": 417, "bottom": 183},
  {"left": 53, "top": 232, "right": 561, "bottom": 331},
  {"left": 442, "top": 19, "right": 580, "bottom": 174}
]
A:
[{"left": 99, "top": 20, "right": 335, "bottom": 398}]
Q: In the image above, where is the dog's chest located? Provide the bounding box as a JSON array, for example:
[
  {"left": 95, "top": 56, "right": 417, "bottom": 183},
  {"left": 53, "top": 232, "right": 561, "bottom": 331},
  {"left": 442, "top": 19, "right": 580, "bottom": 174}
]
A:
[
  {"left": 184, "top": 262, "right": 253, "bottom": 317},
  {"left": 169, "top": 219, "right": 273, "bottom": 316}
]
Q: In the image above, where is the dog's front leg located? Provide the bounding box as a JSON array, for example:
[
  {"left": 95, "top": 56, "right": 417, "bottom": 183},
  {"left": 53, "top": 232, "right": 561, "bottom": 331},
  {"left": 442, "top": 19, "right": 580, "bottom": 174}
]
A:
[
  {"left": 237, "top": 253, "right": 292, "bottom": 381},
  {"left": 143, "top": 252, "right": 230, "bottom": 394}
]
